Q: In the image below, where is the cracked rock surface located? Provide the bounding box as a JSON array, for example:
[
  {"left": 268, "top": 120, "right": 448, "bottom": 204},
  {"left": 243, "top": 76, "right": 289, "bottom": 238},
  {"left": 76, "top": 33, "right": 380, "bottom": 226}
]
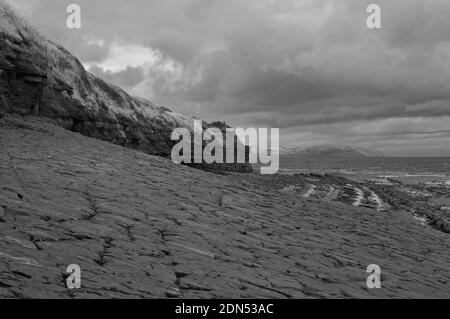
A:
[{"left": 0, "top": 115, "right": 449, "bottom": 299}]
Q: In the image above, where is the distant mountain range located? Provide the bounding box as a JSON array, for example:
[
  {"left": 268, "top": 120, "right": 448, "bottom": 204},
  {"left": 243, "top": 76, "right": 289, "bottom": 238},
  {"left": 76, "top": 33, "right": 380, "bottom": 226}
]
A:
[{"left": 281, "top": 145, "right": 385, "bottom": 158}]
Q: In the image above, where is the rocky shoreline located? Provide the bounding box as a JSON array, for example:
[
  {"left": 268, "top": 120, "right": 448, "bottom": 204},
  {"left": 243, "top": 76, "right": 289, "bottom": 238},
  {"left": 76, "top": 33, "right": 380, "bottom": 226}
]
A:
[
  {"left": 1, "top": 3, "right": 450, "bottom": 300},
  {"left": 244, "top": 172, "right": 450, "bottom": 234},
  {"left": 1, "top": 115, "right": 450, "bottom": 298}
]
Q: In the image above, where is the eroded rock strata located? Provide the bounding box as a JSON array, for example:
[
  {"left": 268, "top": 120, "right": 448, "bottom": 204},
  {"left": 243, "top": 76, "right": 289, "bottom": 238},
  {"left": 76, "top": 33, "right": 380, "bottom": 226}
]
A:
[
  {"left": 0, "top": 4, "right": 251, "bottom": 173},
  {"left": 0, "top": 115, "right": 449, "bottom": 298}
]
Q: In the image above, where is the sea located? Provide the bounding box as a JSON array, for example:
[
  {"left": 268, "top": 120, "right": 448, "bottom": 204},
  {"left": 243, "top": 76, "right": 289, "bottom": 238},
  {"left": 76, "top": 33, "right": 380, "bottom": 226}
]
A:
[{"left": 279, "top": 157, "right": 450, "bottom": 185}]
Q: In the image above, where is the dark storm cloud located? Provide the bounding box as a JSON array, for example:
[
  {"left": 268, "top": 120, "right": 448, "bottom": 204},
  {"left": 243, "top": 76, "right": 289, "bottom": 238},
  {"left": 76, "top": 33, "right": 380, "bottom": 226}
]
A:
[
  {"left": 252, "top": 100, "right": 450, "bottom": 128},
  {"left": 10, "top": 0, "right": 450, "bottom": 155}
]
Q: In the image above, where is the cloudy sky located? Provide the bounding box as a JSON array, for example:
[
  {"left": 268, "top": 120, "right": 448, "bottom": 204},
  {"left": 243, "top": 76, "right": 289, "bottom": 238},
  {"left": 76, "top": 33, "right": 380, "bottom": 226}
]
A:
[{"left": 9, "top": 0, "right": 450, "bottom": 156}]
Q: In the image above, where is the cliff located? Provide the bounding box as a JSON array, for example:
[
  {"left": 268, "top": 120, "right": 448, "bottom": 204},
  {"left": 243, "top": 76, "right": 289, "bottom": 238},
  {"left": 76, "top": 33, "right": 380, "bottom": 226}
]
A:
[{"left": 0, "top": 3, "right": 251, "bottom": 172}]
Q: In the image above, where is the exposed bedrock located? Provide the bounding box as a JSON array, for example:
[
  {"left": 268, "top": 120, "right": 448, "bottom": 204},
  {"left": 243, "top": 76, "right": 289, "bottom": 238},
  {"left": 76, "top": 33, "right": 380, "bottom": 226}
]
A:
[{"left": 0, "top": 5, "right": 251, "bottom": 173}]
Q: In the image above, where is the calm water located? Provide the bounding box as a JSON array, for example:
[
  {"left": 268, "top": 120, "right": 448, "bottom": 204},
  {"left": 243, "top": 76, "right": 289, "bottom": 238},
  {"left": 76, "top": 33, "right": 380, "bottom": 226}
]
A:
[{"left": 280, "top": 157, "right": 450, "bottom": 175}]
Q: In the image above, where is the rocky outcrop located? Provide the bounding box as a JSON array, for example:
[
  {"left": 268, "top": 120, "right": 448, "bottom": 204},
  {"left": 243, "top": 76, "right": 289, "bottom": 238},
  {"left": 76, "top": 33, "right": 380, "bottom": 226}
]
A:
[
  {"left": 1, "top": 115, "right": 450, "bottom": 298},
  {"left": 190, "top": 121, "right": 253, "bottom": 173},
  {"left": 0, "top": 3, "right": 252, "bottom": 173}
]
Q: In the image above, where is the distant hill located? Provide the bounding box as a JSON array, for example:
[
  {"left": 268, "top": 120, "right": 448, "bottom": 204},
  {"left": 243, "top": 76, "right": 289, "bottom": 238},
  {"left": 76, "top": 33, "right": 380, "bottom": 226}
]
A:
[{"left": 281, "top": 145, "right": 385, "bottom": 159}]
